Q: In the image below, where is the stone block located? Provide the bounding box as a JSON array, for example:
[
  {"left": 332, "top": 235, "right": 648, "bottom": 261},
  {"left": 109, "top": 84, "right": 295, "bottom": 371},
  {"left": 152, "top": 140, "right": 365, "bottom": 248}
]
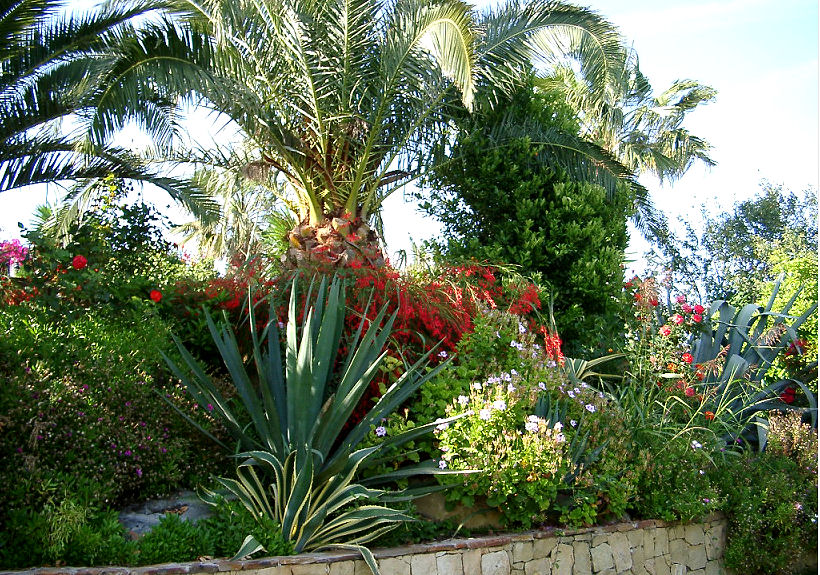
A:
[
  {"left": 610, "top": 532, "right": 632, "bottom": 573},
  {"left": 329, "top": 562, "right": 355, "bottom": 575},
  {"left": 511, "top": 570, "right": 524, "bottom": 575},
  {"left": 293, "top": 566, "right": 327, "bottom": 575},
  {"left": 654, "top": 529, "right": 669, "bottom": 557},
  {"left": 671, "top": 526, "right": 685, "bottom": 540},
  {"left": 590, "top": 543, "right": 615, "bottom": 572},
  {"left": 353, "top": 560, "right": 371, "bottom": 575},
  {"left": 524, "top": 558, "right": 549, "bottom": 575},
  {"left": 592, "top": 534, "right": 610, "bottom": 547},
  {"left": 643, "top": 529, "right": 655, "bottom": 559},
  {"left": 704, "top": 524, "right": 725, "bottom": 561},
  {"left": 627, "top": 529, "right": 644, "bottom": 548},
  {"left": 687, "top": 544, "right": 707, "bottom": 571},
  {"left": 462, "top": 549, "right": 482, "bottom": 574},
  {"left": 632, "top": 541, "right": 646, "bottom": 568},
  {"left": 670, "top": 564, "right": 685, "bottom": 575},
  {"left": 571, "top": 542, "right": 590, "bottom": 575},
  {"left": 654, "top": 557, "right": 672, "bottom": 575},
  {"left": 684, "top": 525, "right": 704, "bottom": 546},
  {"left": 689, "top": 570, "right": 705, "bottom": 575},
  {"left": 436, "top": 553, "right": 463, "bottom": 575},
  {"left": 644, "top": 558, "right": 656, "bottom": 575},
  {"left": 379, "top": 557, "right": 410, "bottom": 575},
  {"left": 704, "top": 560, "right": 721, "bottom": 575},
  {"left": 553, "top": 544, "right": 574, "bottom": 575},
  {"left": 481, "top": 551, "right": 511, "bottom": 575},
  {"left": 257, "top": 568, "right": 294, "bottom": 575},
  {"left": 410, "top": 554, "right": 436, "bottom": 575},
  {"left": 512, "top": 541, "right": 534, "bottom": 564},
  {"left": 532, "top": 538, "right": 558, "bottom": 560},
  {"left": 669, "top": 538, "right": 688, "bottom": 565}
]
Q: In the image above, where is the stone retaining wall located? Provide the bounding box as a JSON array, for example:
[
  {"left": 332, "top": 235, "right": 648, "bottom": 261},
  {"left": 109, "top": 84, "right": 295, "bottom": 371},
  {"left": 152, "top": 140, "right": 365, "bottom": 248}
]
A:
[{"left": 5, "top": 515, "right": 727, "bottom": 575}]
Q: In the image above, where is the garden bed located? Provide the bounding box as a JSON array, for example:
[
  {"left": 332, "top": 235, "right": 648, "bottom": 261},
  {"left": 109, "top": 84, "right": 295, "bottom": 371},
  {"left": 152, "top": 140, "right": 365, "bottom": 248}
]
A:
[{"left": 2, "top": 515, "right": 729, "bottom": 575}]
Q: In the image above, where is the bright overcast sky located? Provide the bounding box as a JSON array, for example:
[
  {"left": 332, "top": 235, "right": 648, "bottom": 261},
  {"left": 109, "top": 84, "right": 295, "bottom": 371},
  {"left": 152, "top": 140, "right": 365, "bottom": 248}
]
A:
[{"left": 1, "top": 0, "right": 818, "bottom": 271}]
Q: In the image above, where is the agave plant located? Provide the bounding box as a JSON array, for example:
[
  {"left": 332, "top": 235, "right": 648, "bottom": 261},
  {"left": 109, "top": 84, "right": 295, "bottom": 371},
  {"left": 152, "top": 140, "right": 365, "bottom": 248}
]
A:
[
  {"left": 690, "top": 276, "right": 817, "bottom": 445},
  {"left": 163, "top": 276, "right": 459, "bottom": 569}
]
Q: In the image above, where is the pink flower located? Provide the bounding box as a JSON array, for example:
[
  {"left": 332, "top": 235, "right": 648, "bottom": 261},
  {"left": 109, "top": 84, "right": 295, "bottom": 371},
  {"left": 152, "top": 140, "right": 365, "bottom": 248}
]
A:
[
  {"left": 692, "top": 314, "right": 703, "bottom": 323},
  {"left": 671, "top": 313, "right": 684, "bottom": 325},
  {"left": 681, "top": 303, "right": 693, "bottom": 313},
  {"left": 71, "top": 255, "right": 87, "bottom": 270},
  {"left": 694, "top": 304, "right": 705, "bottom": 314},
  {"left": 660, "top": 325, "right": 672, "bottom": 336},
  {"left": 684, "top": 387, "right": 695, "bottom": 397},
  {"left": 675, "top": 295, "right": 687, "bottom": 304}
]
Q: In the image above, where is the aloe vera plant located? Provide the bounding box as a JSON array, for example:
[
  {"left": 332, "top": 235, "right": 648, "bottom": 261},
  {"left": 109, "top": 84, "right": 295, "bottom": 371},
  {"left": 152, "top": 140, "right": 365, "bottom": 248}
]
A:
[
  {"left": 690, "top": 276, "right": 817, "bottom": 444},
  {"left": 163, "top": 276, "right": 459, "bottom": 570}
]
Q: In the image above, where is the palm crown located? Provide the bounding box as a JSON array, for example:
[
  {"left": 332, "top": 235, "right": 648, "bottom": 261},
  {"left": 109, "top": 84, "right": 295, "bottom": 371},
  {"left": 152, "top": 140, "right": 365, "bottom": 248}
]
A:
[
  {"left": 106, "top": 0, "right": 631, "bottom": 265},
  {"left": 0, "top": 0, "right": 217, "bottom": 219}
]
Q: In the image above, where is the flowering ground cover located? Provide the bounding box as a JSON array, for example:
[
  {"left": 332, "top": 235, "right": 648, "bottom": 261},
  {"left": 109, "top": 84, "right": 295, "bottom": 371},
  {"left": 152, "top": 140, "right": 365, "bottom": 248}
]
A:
[{"left": 0, "top": 229, "right": 816, "bottom": 573}]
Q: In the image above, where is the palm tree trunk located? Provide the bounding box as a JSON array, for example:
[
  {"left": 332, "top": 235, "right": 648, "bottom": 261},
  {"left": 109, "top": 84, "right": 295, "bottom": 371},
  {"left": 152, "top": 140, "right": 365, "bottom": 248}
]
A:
[{"left": 281, "top": 212, "right": 386, "bottom": 269}]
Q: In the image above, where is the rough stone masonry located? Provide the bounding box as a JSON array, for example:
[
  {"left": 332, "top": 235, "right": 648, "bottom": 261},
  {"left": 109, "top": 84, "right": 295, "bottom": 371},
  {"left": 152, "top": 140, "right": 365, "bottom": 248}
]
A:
[{"left": 2, "top": 516, "right": 728, "bottom": 575}]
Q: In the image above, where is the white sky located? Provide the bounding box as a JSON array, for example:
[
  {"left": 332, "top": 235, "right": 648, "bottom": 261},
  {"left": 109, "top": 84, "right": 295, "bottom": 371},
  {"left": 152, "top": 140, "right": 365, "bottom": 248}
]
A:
[{"left": 1, "top": 0, "right": 818, "bottom": 272}]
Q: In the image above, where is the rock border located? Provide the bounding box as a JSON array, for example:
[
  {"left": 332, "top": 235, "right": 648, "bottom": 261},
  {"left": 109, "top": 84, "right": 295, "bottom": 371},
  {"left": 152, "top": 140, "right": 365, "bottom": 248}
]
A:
[{"left": 2, "top": 514, "right": 728, "bottom": 575}]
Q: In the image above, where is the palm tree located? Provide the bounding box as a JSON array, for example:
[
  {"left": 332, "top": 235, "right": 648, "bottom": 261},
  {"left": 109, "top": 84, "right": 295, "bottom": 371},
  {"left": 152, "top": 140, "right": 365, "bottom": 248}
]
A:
[
  {"left": 109, "top": 0, "right": 632, "bottom": 268},
  {"left": 538, "top": 49, "right": 716, "bottom": 183},
  {"left": 0, "top": 0, "right": 216, "bottom": 220}
]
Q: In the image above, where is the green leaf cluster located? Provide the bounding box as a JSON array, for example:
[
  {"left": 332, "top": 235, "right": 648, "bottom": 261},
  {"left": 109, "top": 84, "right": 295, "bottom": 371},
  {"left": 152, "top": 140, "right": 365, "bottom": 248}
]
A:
[{"left": 422, "top": 82, "right": 631, "bottom": 354}]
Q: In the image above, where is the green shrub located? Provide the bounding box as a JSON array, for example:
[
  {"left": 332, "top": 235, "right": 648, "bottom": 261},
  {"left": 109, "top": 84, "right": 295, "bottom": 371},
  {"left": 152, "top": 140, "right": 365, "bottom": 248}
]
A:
[
  {"left": 135, "top": 514, "right": 213, "bottom": 565},
  {"left": 200, "top": 498, "right": 293, "bottom": 558},
  {"left": 0, "top": 304, "right": 228, "bottom": 537}
]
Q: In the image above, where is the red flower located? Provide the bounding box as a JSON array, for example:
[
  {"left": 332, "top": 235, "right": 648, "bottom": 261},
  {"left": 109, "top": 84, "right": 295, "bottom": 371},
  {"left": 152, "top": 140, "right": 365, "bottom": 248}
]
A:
[
  {"left": 660, "top": 325, "right": 672, "bottom": 336},
  {"left": 694, "top": 304, "right": 705, "bottom": 314},
  {"left": 684, "top": 387, "right": 695, "bottom": 397},
  {"left": 681, "top": 303, "right": 693, "bottom": 313},
  {"left": 71, "top": 255, "right": 88, "bottom": 270},
  {"left": 149, "top": 289, "right": 162, "bottom": 303},
  {"left": 682, "top": 352, "right": 694, "bottom": 364},
  {"left": 704, "top": 411, "right": 715, "bottom": 421},
  {"left": 780, "top": 387, "right": 796, "bottom": 404},
  {"left": 692, "top": 314, "right": 703, "bottom": 323},
  {"left": 649, "top": 297, "right": 659, "bottom": 307},
  {"left": 671, "top": 313, "right": 684, "bottom": 325}
]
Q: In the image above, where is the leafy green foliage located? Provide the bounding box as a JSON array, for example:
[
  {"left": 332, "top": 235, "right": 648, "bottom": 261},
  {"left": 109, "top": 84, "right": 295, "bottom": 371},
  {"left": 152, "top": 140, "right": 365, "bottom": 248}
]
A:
[
  {"left": 420, "top": 81, "right": 632, "bottom": 354},
  {"left": 713, "top": 425, "right": 817, "bottom": 575},
  {"left": 135, "top": 514, "right": 213, "bottom": 565},
  {"left": 0, "top": 303, "right": 227, "bottom": 544}
]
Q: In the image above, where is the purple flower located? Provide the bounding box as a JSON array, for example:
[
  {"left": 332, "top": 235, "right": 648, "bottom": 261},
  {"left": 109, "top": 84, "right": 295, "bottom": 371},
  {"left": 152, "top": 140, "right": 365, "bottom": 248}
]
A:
[
  {"left": 438, "top": 459, "right": 448, "bottom": 469},
  {"left": 124, "top": 450, "right": 132, "bottom": 456},
  {"left": 492, "top": 399, "right": 507, "bottom": 411},
  {"left": 375, "top": 426, "right": 387, "bottom": 437},
  {"left": 525, "top": 421, "right": 538, "bottom": 433},
  {"left": 206, "top": 403, "right": 214, "bottom": 412},
  {"left": 538, "top": 382, "right": 547, "bottom": 391},
  {"left": 457, "top": 395, "right": 469, "bottom": 406},
  {"left": 479, "top": 408, "right": 492, "bottom": 420},
  {"left": 438, "top": 350, "right": 448, "bottom": 358},
  {"left": 585, "top": 404, "right": 596, "bottom": 413},
  {"left": 136, "top": 468, "right": 143, "bottom": 478}
]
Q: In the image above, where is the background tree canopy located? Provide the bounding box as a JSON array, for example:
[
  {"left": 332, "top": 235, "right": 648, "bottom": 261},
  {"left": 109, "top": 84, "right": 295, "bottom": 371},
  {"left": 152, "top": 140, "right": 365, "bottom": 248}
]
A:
[{"left": 418, "top": 78, "right": 633, "bottom": 354}]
